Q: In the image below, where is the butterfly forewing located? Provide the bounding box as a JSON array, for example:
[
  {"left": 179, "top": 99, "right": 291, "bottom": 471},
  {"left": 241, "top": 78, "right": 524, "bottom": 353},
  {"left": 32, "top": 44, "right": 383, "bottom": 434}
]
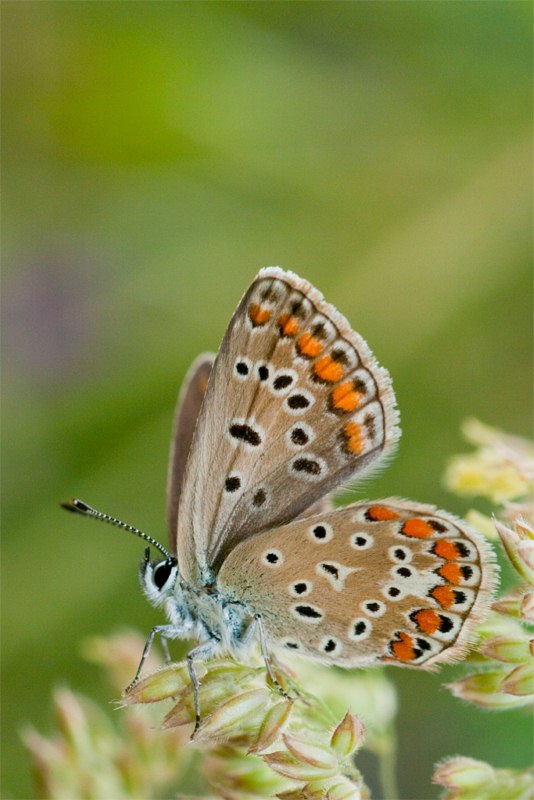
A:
[
  {"left": 218, "top": 500, "right": 496, "bottom": 668},
  {"left": 166, "top": 354, "right": 215, "bottom": 551},
  {"left": 176, "top": 268, "right": 400, "bottom": 585}
]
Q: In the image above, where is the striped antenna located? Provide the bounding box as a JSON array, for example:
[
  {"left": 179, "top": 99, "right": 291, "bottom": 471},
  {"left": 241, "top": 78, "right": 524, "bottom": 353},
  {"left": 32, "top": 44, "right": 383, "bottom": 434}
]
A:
[{"left": 61, "top": 498, "right": 175, "bottom": 562}]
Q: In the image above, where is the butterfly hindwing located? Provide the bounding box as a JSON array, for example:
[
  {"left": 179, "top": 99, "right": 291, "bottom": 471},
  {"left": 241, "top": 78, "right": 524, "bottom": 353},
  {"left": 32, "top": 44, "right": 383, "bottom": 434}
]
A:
[
  {"left": 176, "top": 268, "right": 400, "bottom": 584},
  {"left": 218, "top": 499, "right": 496, "bottom": 668}
]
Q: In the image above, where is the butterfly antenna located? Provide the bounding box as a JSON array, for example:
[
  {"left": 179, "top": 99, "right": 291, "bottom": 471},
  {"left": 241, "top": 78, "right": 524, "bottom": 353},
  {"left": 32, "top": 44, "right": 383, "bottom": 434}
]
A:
[{"left": 61, "top": 498, "right": 174, "bottom": 561}]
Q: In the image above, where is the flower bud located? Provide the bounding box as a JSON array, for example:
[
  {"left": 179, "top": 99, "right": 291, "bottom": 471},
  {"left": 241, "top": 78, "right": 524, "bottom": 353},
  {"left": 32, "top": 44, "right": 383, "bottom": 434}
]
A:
[
  {"left": 446, "top": 671, "right": 531, "bottom": 709},
  {"left": 326, "top": 777, "right": 363, "bottom": 800},
  {"left": 204, "top": 743, "right": 288, "bottom": 796},
  {"left": 121, "top": 662, "right": 194, "bottom": 704},
  {"left": 283, "top": 733, "right": 338, "bottom": 772},
  {"left": 434, "top": 758, "right": 534, "bottom": 800},
  {"left": 53, "top": 688, "right": 89, "bottom": 742},
  {"left": 330, "top": 712, "right": 365, "bottom": 758},
  {"left": 480, "top": 635, "right": 532, "bottom": 663},
  {"left": 195, "top": 688, "right": 271, "bottom": 740},
  {"left": 248, "top": 698, "right": 293, "bottom": 754},
  {"left": 263, "top": 749, "right": 337, "bottom": 781},
  {"left": 492, "top": 592, "right": 522, "bottom": 617},
  {"left": 500, "top": 662, "right": 534, "bottom": 696},
  {"left": 206, "top": 659, "right": 262, "bottom": 684},
  {"left": 495, "top": 519, "right": 534, "bottom": 585},
  {"left": 21, "top": 726, "right": 67, "bottom": 793},
  {"left": 433, "top": 757, "right": 494, "bottom": 789}
]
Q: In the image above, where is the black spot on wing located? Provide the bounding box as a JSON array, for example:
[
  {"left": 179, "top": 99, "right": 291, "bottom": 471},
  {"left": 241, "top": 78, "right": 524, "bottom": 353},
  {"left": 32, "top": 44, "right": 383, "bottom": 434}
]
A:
[
  {"left": 292, "top": 458, "right": 321, "bottom": 475},
  {"left": 229, "top": 423, "right": 262, "bottom": 447}
]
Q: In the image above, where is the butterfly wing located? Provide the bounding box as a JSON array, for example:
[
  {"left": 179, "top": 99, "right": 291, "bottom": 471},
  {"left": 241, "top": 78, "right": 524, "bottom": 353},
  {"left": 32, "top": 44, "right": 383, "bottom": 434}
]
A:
[
  {"left": 176, "top": 268, "right": 400, "bottom": 585},
  {"left": 218, "top": 499, "right": 496, "bottom": 667},
  {"left": 166, "top": 354, "right": 215, "bottom": 552}
]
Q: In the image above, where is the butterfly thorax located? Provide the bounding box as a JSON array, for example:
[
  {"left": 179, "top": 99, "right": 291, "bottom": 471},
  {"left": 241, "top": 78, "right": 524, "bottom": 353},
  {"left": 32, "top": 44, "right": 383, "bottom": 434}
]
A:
[
  {"left": 182, "top": 582, "right": 254, "bottom": 654},
  {"left": 142, "top": 557, "right": 255, "bottom": 657}
]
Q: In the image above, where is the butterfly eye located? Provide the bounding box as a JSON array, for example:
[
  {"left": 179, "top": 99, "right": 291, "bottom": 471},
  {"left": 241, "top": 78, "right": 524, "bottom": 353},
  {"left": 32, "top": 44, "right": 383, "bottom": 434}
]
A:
[{"left": 152, "top": 560, "right": 175, "bottom": 591}]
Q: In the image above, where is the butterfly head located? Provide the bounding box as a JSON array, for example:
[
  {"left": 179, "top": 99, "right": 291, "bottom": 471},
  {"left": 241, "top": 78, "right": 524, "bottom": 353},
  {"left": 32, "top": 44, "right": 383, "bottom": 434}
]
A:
[{"left": 140, "top": 548, "right": 179, "bottom": 606}]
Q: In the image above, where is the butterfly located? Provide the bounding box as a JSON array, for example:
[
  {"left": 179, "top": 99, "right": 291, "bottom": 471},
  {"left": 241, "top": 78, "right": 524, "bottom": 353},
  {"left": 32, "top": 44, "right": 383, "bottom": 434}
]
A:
[{"left": 63, "top": 268, "right": 495, "bottom": 731}]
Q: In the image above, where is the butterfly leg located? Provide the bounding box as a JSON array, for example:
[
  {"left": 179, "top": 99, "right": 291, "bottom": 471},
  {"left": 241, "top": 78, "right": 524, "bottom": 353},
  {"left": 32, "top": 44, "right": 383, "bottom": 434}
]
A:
[
  {"left": 126, "top": 623, "right": 185, "bottom": 693},
  {"left": 187, "top": 637, "right": 221, "bottom": 736},
  {"left": 160, "top": 635, "right": 172, "bottom": 664},
  {"left": 249, "top": 613, "right": 291, "bottom": 700}
]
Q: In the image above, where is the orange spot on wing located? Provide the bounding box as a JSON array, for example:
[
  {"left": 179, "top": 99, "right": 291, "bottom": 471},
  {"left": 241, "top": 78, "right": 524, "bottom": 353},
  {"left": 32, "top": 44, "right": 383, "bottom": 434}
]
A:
[
  {"left": 431, "top": 585, "right": 455, "bottom": 609},
  {"left": 402, "top": 518, "right": 434, "bottom": 539},
  {"left": 438, "top": 563, "right": 463, "bottom": 585},
  {"left": 278, "top": 313, "right": 300, "bottom": 337},
  {"left": 367, "top": 505, "right": 400, "bottom": 521},
  {"left": 331, "top": 381, "right": 362, "bottom": 412},
  {"left": 413, "top": 609, "right": 440, "bottom": 635},
  {"left": 392, "top": 632, "right": 417, "bottom": 662},
  {"left": 249, "top": 304, "right": 271, "bottom": 326},
  {"left": 297, "top": 332, "right": 324, "bottom": 357},
  {"left": 314, "top": 355, "right": 345, "bottom": 382},
  {"left": 343, "top": 421, "right": 364, "bottom": 455},
  {"left": 434, "top": 540, "right": 461, "bottom": 560}
]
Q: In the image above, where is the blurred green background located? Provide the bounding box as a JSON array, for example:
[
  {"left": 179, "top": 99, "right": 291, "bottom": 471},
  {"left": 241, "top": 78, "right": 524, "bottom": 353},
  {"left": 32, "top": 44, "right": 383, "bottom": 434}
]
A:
[{"left": 2, "top": 2, "right": 532, "bottom": 798}]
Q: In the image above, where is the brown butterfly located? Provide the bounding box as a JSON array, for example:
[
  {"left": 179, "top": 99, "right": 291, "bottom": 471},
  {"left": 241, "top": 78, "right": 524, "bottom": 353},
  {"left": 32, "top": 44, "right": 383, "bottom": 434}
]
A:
[{"left": 64, "top": 268, "right": 496, "bottom": 729}]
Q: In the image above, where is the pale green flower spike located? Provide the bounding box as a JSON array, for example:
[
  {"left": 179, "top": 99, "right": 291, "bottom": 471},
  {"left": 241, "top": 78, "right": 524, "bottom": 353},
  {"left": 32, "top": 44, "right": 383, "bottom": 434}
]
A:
[
  {"left": 434, "top": 422, "right": 534, "bottom": 800},
  {"left": 125, "top": 655, "right": 369, "bottom": 799},
  {"left": 22, "top": 637, "right": 192, "bottom": 800},
  {"left": 445, "top": 517, "right": 534, "bottom": 710},
  {"left": 24, "top": 632, "right": 375, "bottom": 799},
  {"left": 444, "top": 418, "right": 533, "bottom": 509},
  {"left": 434, "top": 757, "right": 534, "bottom": 800}
]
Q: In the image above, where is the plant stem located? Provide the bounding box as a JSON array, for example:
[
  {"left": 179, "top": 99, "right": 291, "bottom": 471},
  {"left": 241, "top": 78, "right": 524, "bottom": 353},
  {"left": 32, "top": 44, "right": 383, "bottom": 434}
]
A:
[{"left": 377, "top": 735, "right": 399, "bottom": 800}]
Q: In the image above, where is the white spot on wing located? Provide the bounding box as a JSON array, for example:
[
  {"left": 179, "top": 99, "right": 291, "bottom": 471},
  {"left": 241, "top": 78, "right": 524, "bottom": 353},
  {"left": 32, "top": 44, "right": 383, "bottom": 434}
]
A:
[
  {"left": 285, "top": 422, "right": 316, "bottom": 450},
  {"left": 291, "top": 602, "right": 324, "bottom": 624},
  {"left": 350, "top": 532, "right": 374, "bottom": 550},
  {"left": 233, "top": 356, "right": 253, "bottom": 382},
  {"left": 282, "top": 639, "right": 301, "bottom": 650},
  {"left": 319, "top": 635, "right": 343, "bottom": 656},
  {"left": 261, "top": 549, "right": 283, "bottom": 567},
  {"left": 361, "top": 599, "right": 386, "bottom": 618},
  {"left": 307, "top": 523, "right": 334, "bottom": 543},
  {"left": 227, "top": 417, "right": 265, "bottom": 451},
  {"left": 284, "top": 388, "right": 316, "bottom": 415},
  {"left": 348, "top": 618, "right": 372, "bottom": 641},
  {"left": 316, "top": 561, "right": 357, "bottom": 591},
  {"left": 288, "top": 580, "right": 313, "bottom": 598},
  {"left": 269, "top": 368, "right": 298, "bottom": 395},
  {"left": 388, "top": 545, "right": 413, "bottom": 563},
  {"left": 388, "top": 568, "right": 439, "bottom": 598},
  {"left": 329, "top": 339, "right": 358, "bottom": 370},
  {"left": 309, "top": 314, "right": 336, "bottom": 345},
  {"left": 351, "top": 368, "right": 377, "bottom": 403},
  {"left": 289, "top": 453, "right": 327, "bottom": 482}
]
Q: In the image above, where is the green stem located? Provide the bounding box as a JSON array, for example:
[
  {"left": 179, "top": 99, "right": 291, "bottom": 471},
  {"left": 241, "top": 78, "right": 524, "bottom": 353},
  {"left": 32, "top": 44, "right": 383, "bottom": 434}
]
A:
[{"left": 377, "top": 734, "right": 399, "bottom": 800}]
